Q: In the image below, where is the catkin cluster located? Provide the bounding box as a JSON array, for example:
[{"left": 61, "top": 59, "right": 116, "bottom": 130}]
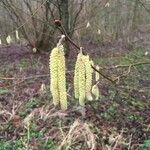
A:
[
  {"left": 74, "top": 51, "right": 93, "bottom": 106},
  {"left": 49, "top": 45, "right": 67, "bottom": 110}
]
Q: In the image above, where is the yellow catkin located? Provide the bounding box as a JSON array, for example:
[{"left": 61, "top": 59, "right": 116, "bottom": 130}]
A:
[
  {"left": 78, "top": 53, "right": 86, "bottom": 106},
  {"left": 84, "top": 55, "right": 93, "bottom": 101},
  {"left": 92, "top": 84, "right": 99, "bottom": 100},
  {"left": 95, "top": 65, "right": 100, "bottom": 82},
  {"left": 57, "top": 45, "right": 67, "bottom": 110},
  {"left": 74, "top": 52, "right": 82, "bottom": 99},
  {"left": 49, "top": 47, "right": 59, "bottom": 106}
]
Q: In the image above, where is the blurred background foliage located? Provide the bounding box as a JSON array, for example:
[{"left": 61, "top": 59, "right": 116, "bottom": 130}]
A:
[{"left": 0, "top": 0, "right": 150, "bottom": 51}]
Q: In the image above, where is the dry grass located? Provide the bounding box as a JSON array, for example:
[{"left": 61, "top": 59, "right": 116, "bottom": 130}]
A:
[{"left": 58, "top": 119, "right": 97, "bottom": 150}]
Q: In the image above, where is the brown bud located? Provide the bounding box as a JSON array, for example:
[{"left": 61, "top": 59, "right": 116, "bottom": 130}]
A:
[{"left": 54, "top": 20, "right": 61, "bottom": 27}]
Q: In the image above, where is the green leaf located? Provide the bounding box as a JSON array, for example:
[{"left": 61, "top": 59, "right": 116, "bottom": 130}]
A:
[
  {"left": 0, "top": 89, "right": 11, "bottom": 95},
  {"left": 144, "top": 139, "right": 150, "bottom": 148}
]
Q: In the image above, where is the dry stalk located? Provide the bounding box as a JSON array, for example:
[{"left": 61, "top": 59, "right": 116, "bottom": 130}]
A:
[{"left": 58, "top": 119, "right": 97, "bottom": 150}]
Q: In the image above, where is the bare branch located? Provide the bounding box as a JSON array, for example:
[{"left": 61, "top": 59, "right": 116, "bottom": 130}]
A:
[
  {"left": 55, "top": 21, "right": 116, "bottom": 84},
  {"left": 70, "top": 0, "right": 85, "bottom": 35},
  {"left": 112, "top": 62, "right": 150, "bottom": 69}
]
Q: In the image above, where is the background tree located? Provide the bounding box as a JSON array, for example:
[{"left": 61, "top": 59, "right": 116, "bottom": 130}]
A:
[
  {"left": 0, "top": 0, "right": 85, "bottom": 52},
  {"left": 0, "top": 0, "right": 150, "bottom": 51}
]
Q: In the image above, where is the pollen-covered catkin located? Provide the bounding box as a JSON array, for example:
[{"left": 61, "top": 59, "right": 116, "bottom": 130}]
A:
[
  {"left": 92, "top": 84, "right": 99, "bottom": 100},
  {"left": 84, "top": 55, "right": 93, "bottom": 101},
  {"left": 49, "top": 47, "right": 59, "bottom": 106},
  {"left": 78, "top": 54, "right": 86, "bottom": 106},
  {"left": 57, "top": 45, "right": 67, "bottom": 110},
  {"left": 74, "top": 52, "right": 82, "bottom": 99}
]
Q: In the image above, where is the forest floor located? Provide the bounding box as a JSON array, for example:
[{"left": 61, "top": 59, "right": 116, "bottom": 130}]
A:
[{"left": 0, "top": 44, "right": 150, "bottom": 150}]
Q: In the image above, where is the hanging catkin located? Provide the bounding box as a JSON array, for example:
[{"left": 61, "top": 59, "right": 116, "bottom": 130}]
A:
[
  {"left": 57, "top": 45, "right": 67, "bottom": 110},
  {"left": 49, "top": 47, "right": 59, "bottom": 106},
  {"left": 74, "top": 50, "right": 95, "bottom": 106},
  {"left": 92, "top": 84, "right": 99, "bottom": 100},
  {"left": 50, "top": 44, "right": 67, "bottom": 110},
  {"left": 74, "top": 52, "right": 82, "bottom": 99},
  {"left": 84, "top": 55, "right": 93, "bottom": 101},
  {"left": 92, "top": 65, "right": 100, "bottom": 100},
  {"left": 78, "top": 54, "right": 86, "bottom": 106}
]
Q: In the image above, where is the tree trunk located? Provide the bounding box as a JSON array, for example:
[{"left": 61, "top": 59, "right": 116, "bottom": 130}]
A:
[
  {"left": 129, "top": 0, "right": 139, "bottom": 42},
  {"left": 60, "top": 0, "right": 70, "bottom": 55}
]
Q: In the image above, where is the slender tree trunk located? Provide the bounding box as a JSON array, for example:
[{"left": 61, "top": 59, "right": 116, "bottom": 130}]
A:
[
  {"left": 60, "top": 0, "right": 70, "bottom": 55},
  {"left": 129, "top": 0, "right": 139, "bottom": 42},
  {"left": 115, "top": 0, "right": 121, "bottom": 40}
]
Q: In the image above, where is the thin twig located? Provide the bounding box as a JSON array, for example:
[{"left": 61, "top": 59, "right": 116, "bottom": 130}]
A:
[
  {"left": 54, "top": 20, "right": 115, "bottom": 84},
  {"left": 0, "top": 74, "right": 49, "bottom": 88},
  {"left": 0, "top": 74, "right": 49, "bottom": 80},
  {"left": 111, "top": 62, "right": 150, "bottom": 69},
  {"left": 91, "top": 65, "right": 115, "bottom": 84},
  {"left": 114, "top": 64, "right": 132, "bottom": 83}
]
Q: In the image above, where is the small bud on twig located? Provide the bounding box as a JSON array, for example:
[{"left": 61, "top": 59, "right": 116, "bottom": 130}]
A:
[{"left": 54, "top": 20, "right": 61, "bottom": 27}]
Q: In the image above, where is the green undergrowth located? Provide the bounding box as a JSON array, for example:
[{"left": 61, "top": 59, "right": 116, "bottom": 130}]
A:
[
  {"left": 95, "top": 48, "right": 150, "bottom": 65},
  {"left": 95, "top": 48, "right": 149, "bottom": 109},
  {"left": 0, "top": 47, "right": 149, "bottom": 150},
  {"left": 0, "top": 130, "right": 56, "bottom": 150}
]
